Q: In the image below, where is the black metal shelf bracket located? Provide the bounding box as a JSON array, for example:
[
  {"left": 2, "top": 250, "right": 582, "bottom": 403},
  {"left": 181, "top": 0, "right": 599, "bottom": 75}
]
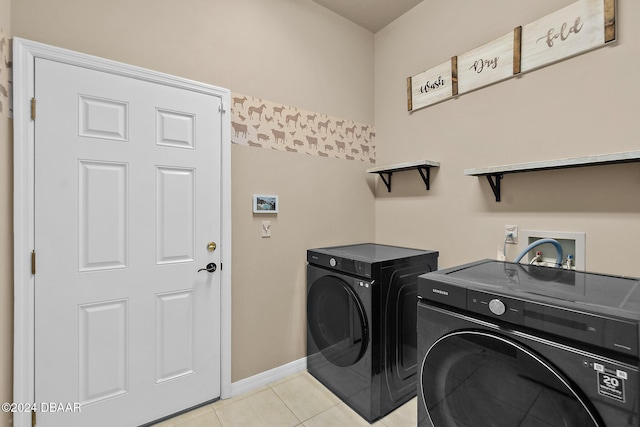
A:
[
  {"left": 376, "top": 167, "right": 433, "bottom": 192},
  {"left": 486, "top": 174, "right": 503, "bottom": 202},
  {"left": 377, "top": 172, "right": 393, "bottom": 192},
  {"left": 367, "top": 160, "right": 440, "bottom": 193},
  {"left": 417, "top": 166, "right": 431, "bottom": 190}
]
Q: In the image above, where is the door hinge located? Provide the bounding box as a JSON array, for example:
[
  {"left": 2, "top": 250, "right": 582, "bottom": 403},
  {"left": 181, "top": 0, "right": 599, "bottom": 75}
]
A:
[
  {"left": 218, "top": 103, "right": 226, "bottom": 114},
  {"left": 31, "top": 97, "right": 36, "bottom": 120},
  {"left": 31, "top": 250, "right": 36, "bottom": 275},
  {"left": 32, "top": 410, "right": 36, "bottom": 426}
]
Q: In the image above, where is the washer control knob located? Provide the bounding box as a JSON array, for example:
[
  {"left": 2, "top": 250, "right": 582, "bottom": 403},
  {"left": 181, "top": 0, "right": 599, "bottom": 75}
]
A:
[
  {"left": 329, "top": 258, "right": 337, "bottom": 267},
  {"left": 489, "top": 299, "right": 506, "bottom": 316}
]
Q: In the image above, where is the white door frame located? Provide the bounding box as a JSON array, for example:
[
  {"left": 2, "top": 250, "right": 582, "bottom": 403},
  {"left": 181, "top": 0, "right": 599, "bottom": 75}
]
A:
[{"left": 12, "top": 37, "right": 232, "bottom": 427}]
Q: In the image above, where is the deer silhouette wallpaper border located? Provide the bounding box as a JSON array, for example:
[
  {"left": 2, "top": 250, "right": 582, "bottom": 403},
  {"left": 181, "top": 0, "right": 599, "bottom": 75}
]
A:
[
  {"left": 231, "top": 93, "right": 376, "bottom": 163},
  {"left": 0, "top": 28, "right": 10, "bottom": 117}
]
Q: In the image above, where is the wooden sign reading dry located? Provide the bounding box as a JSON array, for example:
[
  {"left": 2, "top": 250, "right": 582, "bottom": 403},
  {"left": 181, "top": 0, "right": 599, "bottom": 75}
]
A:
[{"left": 457, "top": 31, "right": 516, "bottom": 95}]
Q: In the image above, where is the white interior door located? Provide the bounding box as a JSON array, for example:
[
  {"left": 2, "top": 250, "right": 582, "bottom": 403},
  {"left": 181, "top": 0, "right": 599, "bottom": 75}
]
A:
[{"left": 34, "top": 57, "right": 222, "bottom": 426}]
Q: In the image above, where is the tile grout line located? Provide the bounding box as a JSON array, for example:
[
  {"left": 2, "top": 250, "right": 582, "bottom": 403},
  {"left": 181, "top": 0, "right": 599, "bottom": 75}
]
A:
[
  {"left": 305, "top": 401, "right": 345, "bottom": 424},
  {"left": 207, "top": 403, "right": 224, "bottom": 427},
  {"left": 267, "top": 374, "right": 346, "bottom": 426},
  {"left": 267, "top": 382, "right": 305, "bottom": 425}
]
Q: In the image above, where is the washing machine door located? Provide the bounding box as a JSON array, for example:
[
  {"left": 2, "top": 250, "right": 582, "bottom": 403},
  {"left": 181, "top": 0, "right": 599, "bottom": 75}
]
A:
[
  {"left": 421, "top": 330, "right": 602, "bottom": 427},
  {"left": 307, "top": 275, "right": 368, "bottom": 367}
]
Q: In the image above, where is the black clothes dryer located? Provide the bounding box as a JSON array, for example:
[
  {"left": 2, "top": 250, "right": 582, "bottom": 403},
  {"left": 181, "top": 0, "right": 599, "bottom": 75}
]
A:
[
  {"left": 417, "top": 259, "right": 640, "bottom": 427},
  {"left": 307, "top": 243, "right": 438, "bottom": 423}
]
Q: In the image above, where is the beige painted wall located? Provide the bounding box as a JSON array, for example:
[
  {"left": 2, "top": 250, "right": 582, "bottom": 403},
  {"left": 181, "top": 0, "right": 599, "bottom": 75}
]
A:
[
  {"left": 9, "top": 0, "right": 375, "bottom": 391},
  {"left": 0, "top": 0, "right": 12, "bottom": 424},
  {"left": 374, "top": 0, "right": 640, "bottom": 276}
]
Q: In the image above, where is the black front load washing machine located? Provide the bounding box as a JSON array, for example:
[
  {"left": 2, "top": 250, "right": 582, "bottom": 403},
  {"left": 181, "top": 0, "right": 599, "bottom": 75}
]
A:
[
  {"left": 417, "top": 259, "right": 640, "bottom": 427},
  {"left": 307, "top": 243, "right": 438, "bottom": 423}
]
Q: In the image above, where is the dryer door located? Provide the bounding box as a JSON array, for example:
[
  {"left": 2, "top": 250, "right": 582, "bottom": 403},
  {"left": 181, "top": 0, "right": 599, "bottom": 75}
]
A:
[
  {"left": 421, "top": 330, "right": 602, "bottom": 427},
  {"left": 307, "top": 274, "right": 368, "bottom": 367}
]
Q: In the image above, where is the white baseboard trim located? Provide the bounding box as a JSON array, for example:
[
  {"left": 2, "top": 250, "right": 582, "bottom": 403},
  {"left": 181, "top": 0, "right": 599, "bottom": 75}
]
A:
[{"left": 230, "top": 357, "right": 307, "bottom": 398}]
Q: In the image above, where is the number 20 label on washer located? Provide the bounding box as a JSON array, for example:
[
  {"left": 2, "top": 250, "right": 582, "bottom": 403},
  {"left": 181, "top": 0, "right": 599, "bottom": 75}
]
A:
[{"left": 597, "top": 371, "right": 626, "bottom": 403}]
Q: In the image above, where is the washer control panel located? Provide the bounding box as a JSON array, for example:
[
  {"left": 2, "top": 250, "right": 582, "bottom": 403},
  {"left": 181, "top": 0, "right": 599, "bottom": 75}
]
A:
[{"left": 468, "top": 290, "right": 524, "bottom": 323}]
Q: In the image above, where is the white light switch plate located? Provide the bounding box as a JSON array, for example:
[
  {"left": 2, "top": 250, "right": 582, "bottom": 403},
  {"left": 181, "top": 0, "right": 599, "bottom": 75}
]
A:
[{"left": 262, "top": 221, "right": 271, "bottom": 238}]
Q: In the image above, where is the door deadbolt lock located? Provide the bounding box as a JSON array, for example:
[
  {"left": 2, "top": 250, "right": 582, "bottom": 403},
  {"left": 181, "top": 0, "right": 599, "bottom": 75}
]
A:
[{"left": 207, "top": 242, "right": 217, "bottom": 252}]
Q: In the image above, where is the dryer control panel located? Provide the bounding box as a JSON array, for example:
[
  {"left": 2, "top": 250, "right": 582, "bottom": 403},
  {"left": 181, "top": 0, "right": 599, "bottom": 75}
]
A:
[{"left": 307, "top": 252, "right": 371, "bottom": 277}]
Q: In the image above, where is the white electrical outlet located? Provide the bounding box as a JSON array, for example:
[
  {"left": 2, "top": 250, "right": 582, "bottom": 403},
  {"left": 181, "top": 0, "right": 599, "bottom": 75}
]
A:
[
  {"left": 505, "top": 225, "right": 518, "bottom": 244},
  {"left": 262, "top": 221, "right": 271, "bottom": 238}
]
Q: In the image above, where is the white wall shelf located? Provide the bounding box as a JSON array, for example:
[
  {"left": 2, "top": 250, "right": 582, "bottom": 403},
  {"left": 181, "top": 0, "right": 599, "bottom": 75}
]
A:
[
  {"left": 464, "top": 151, "right": 640, "bottom": 202},
  {"left": 367, "top": 160, "right": 440, "bottom": 192}
]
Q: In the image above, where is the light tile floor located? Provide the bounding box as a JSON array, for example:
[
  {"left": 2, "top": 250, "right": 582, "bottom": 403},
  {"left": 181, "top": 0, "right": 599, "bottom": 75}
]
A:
[{"left": 152, "top": 371, "right": 417, "bottom": 427}]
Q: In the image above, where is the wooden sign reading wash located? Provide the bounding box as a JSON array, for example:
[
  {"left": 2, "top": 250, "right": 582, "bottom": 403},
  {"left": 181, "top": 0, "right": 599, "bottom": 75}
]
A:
[
  {"left": 407, "top": 0, "right": 615, "bottom": 112},
  {"left": 407, "top": 60, "right": 455, "bottom": 111}
]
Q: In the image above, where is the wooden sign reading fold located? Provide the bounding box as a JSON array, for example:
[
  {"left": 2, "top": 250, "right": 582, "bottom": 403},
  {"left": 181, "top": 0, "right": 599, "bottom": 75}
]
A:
[{"left": 521, "top": 0, "right": 614, "bottom": 72}]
